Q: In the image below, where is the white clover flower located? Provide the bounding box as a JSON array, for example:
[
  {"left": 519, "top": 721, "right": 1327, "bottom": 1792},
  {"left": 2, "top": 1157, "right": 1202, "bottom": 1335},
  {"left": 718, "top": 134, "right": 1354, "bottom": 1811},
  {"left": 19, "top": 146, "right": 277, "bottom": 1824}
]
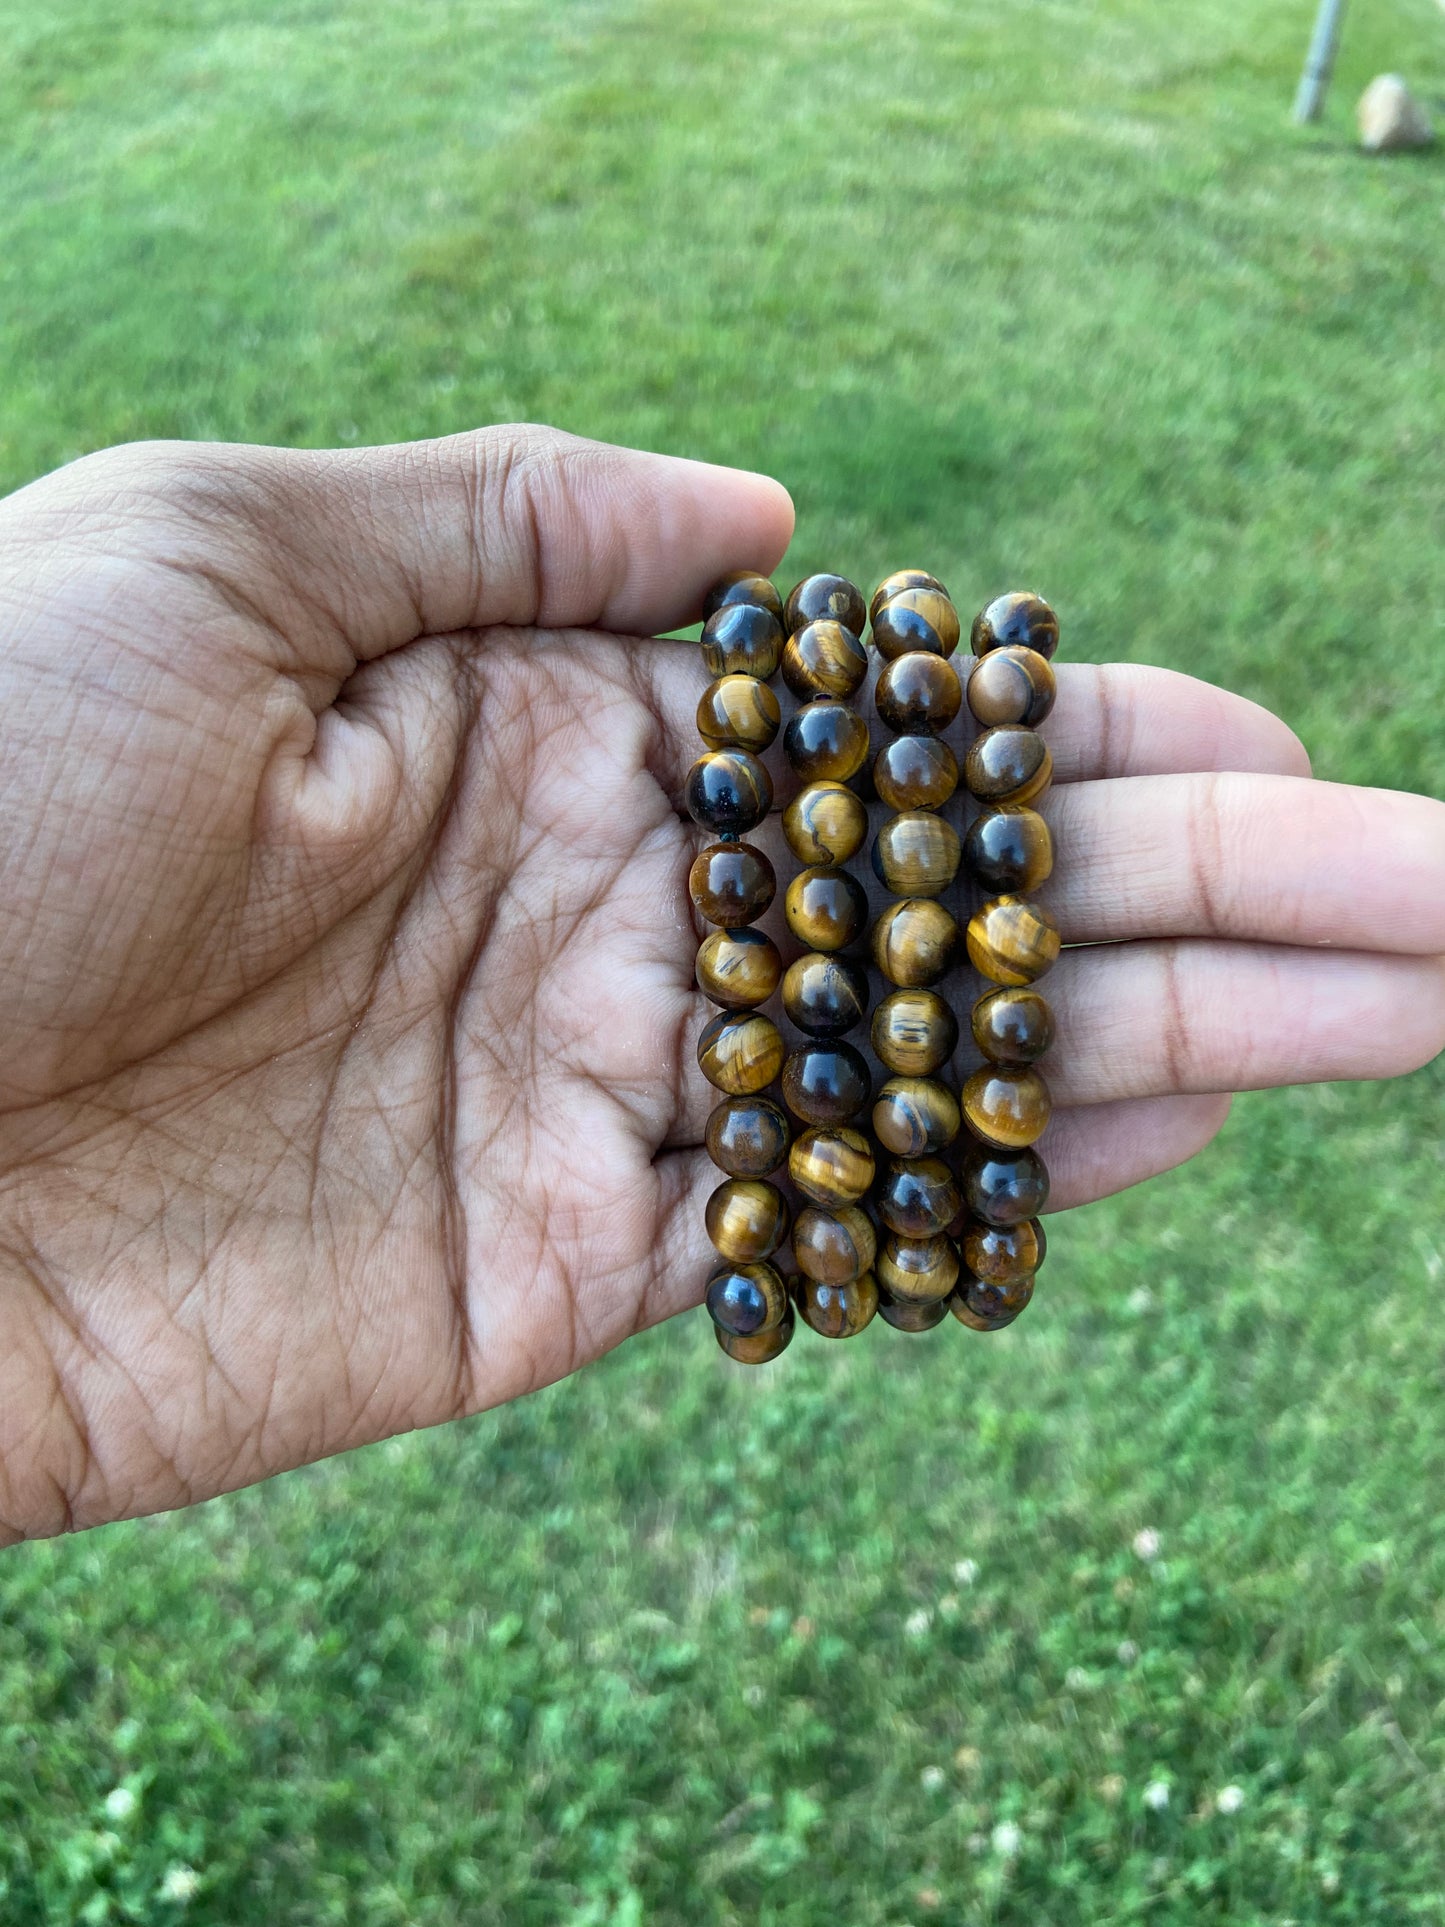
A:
[
  {"left": 160, "top": 1865, "right": 200, "bottom": 1902},
  {"left": 1143, "top": 1780, "right": 1170, "bottom": 1812},
  {"left": 905, "top": 1608, "right": 932, "bottom": 1638},
  {"left": 1065, "top": 1665, "right": 1092, "bottom": 1692},
  {"left": 104, "top": 1787, "right": 137, "bottom": 1823},
  {"left": 1116, "top": 1639, "right": 1139, "bottom": 1664},
  {"left": 991, "top": 1821, "right": 1022, "bottom": 1857},
  {"left": 953, "top": 1559, "right": 979, "bottom": 1585},
  {"left": 1133, "top": 1528, "right": 1162, "bottom": 1563},
  {"left": 920, "top": 1765, "right": 946, "bottom": 1793},
  {"left": 1127, "top": 1286, "right": 1156, "bottom": 1314},
  {"left": 1216, "top": 1784, "right": 1244, "bottom": 1815}
]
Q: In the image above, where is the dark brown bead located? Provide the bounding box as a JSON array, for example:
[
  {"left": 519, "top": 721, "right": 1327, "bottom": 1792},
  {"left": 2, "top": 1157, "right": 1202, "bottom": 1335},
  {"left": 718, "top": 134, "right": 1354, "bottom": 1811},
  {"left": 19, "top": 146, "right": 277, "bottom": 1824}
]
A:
[
  {"left": 696, "top": 927, "right": 782, "bottom": 1009},
  {"left": 706, "top": 1095, "right": 791, "bottom": 1178},
  {"left": 785, "top": 865, "right": 869, "bottom": 952},
  {"left": 688, "top": 841, "right": 775, "bottom": 928},
  {"left": 696, "top": 674, "right": 782, "bottom": 753},
  {"left": 780, "top": 1041, "right": 872, "bottom": 1125},
  {"left": 876, "top": 1231, "right": 960, "bottom": 1304},
  {"left": 781, "top": 619, "right": 868, "bottom": 700},
  {"left": 685, "top": 749, "right": 772, "bottom": 836},
  {"left": 782, "top": 952, "right": 870, "bottom": 1038},
  {"left": 872, "top": 1075, "right": 961, "bottom": 1157},
  {"left": 877, "top": 1288, "right": 950, "bottom": 1331},
  {"left": 875, "top": 1156, "right": 961, "bottom": 1238},
  {"left": 703, "top": 569, "right": 785, "bottom": 626},
  {"left": 871, "top": 988, "right": 959, "bottom": 1076},
  {"left": 875, "top": 651, "right": 963, "bottom": 735},
  {"left": 871, "top": 588, "right": 961, "bottom": 662},
  {"left": 970, "top": 986, "right": 1055, "bottom": 1065},
  {"left": 970, "top": 591, "right": 1059, "bottom": 662},
  {"left": 966, "top": 896, "right": 1061, "bottom": 987},
  {"left": 964, "top": 807, "right": 1054, "bottom": 895},
  {"left": 706, "top": 1258, "right": 788, "bottom": 1336},
  {"left": 966, "top": 645, "right": 1056, "bottom": 728},
  {"left": 705, "top": 1178, "right": 790, "bottom": 1262},
  {"left": 872, "top": 811, "right": 961, "bottom": 898},
  {"left": 698, "top": 1010, "right": 787, "bottom": 1093},
  {"left": 700, "top": 602, "right": 784, "bottom": 680},
  {"left": 869, "top": 569, "right": 950, "bottom": 624},
  {"left": 950, "top": 1274, "right": 1035, "bottom": 1332},
  {"left": 959, "top": 1143, "right": 1050, "bottom": 1225},
  {"left": 962, "top": 1064, "right": 1052, "bottom": 1150},
  {"left": 783, "top": 700, "right": 871, "bottom": 784},
  {"left": 873, "top": 735, "right": 958, "bottom": 811},
  {"left": 961, "top": 1218, "right": 1046, "bottom": 1283},
  {"left": 793, "top": 1270, "right": 878, "bottom": 1338},
  {"left": 792, "top": 1203, "right": 877, "bottom": 1285},
  {"left": 789, "top": 1126, "right": 875, "bottom": 1206},
  {"left": 715, "top": 1301, "right": 796, "bottom": 1362},
  {"left": 872, "top": 898, "right": 959, "bottom": 988},
  {"left": 964, "top": 725, "right": 1053, "bottom": 807},
  {"left": 782, "top": 781, "right": 868, "bottom": 866},
  {"left": 784, "top": 572, "right": 867, "bottom": 639}
]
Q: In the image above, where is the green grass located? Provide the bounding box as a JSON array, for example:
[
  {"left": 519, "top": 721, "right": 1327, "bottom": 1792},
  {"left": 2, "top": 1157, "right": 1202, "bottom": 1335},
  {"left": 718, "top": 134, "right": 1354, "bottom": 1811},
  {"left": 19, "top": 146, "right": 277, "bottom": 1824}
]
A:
[{"left": 2, "top": 0, "right": 1445, "bottom": 1919}]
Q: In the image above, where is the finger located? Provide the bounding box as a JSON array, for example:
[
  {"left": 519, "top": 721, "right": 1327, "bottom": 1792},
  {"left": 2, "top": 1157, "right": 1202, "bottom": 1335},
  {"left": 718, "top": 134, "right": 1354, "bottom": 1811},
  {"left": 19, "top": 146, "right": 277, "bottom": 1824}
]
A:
[
  {"left": 1037, "top": 773, "right": 1445, "bottom": 952},
  {"left": 1041, "top": 663, "right": 1312, "bottom": 783}
]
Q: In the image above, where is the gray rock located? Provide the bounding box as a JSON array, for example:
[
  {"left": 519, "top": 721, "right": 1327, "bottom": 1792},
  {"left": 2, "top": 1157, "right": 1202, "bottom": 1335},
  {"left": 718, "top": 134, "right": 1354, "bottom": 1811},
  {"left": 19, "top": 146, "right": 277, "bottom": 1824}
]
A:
[{"left": 1357, "top": 74, "right": 1435, "bottom": 152}]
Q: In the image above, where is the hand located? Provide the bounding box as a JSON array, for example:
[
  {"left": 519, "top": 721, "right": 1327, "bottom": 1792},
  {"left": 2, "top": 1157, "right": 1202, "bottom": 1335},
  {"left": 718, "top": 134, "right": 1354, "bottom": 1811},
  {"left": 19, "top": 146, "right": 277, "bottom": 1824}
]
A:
[{"left": 0, "top": 429, "right": 1440, "bottom": 1542}]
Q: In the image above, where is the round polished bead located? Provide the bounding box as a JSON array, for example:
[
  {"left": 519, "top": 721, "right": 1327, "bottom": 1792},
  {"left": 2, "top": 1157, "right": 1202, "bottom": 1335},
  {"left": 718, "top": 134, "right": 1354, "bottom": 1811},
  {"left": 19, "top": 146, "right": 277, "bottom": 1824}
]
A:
[
  {"left": 780, "top": 1041, "right": 872, "bottom": 1125},
  {"left": 970, "top": 590, "right": 1059, "bottom": 662},
  {"left": 705, "top": 1178, "right": 790, "bottom": 1262},
  {"left": 875, "top": 1156, "right": 961, "bottom": 1238},
  {"left": 870, "top": 569, "right": 949, "bottom": 624},
  {"left": 966, "top": 896, "right": 1061, "bottom": 987},
  {"left": 875, "top": 651, "right": 963, "bottom": 735},
  {"left": 782, "top": 952, "right": 870, "bottom": 1038},
  {"left": 685, "top": 749, "right": 773, "bottom": 836},
  {"left": 966, "top": 645, "right": 1056, "bottom": 728},
  {"left": 793, "top": 1269, "right": 878, "bottom": 1339},
  {"left": 792, "top": 1203, "right": 877, "bottom": 1285},
  {"left": 871, "top": 988, "right": 959, "bottom": 1076},
  {"left": 703, "top": 569, "right": 785, "bottom": 626},
  {"left": 781, "top": 619, "right": 868, "bottom": 700},
  {"left": 872, "top": 898, "right": 959, "bottom": 988},
  {"left": 784, "top": 572, "right": 867, "bottom": 639},
  {"left": 970, "top": 986, "right": 1054, "bottom": 1065},
  {"left": 782, "top": 781, "right": 869, "bottom": 866},
  {"left": 716, "top": 1301, "right": 796, "bottom": 1362},
  {"left": 700, "top": 602, "right": 784, "bottom": 680},
  {"left": 871, "top": 587, "right": 961, "bottom": 662},
  {"left": 783, "top": 700, "right": 871, "bottom": 784},
  {"left": 696, "top": 674, "right": 782, "bottom": 753},
  {"left": 961, "top": 1217, "right": 1046, "bottom": 1283},
  {"left": 705, "top": 1258, "right": 789, "bottom": 1336},
  {"left": 785, "top": 865, "right": 869, "bottom": 952},
  {"left": 962, "top": 1064, "right": 1052, "bottom": 1149},
  {"left": 877, "top": 1288, "right": 950, "bottom": 1331},
  {"left": 872, "top": 811, "right": 961, "bottom": 898},
  {"left": 873, "top": 735, "right": 958, "bottom": 811},
  {"left": 688, "top": 840, "right": 775, "bottom": 927},
  {"left": 960, "top": 1143, "right": 1050, "bottom": 1225},
  {"left": 705, "top": 1095, "right": 791, "bottom": 1178},
  {"left": 950, "top": 1274, "right": 1035, "bottom": 1332},
  {"left": 789, "top": 1126, "right": 875, "bottom": 1206},
  {"left": 872, "top": 1075, "right": 961, "bottom": 1157},
  {"left": 965, "top": 807, "right": 1054, "bottom": 895},
  {"left": 696, "top": 927, "right": 783, "bottom": 1009},
  {"left": 964, "top": 726, "right": 1053, "bottom": 807},
  {"left": 876, "top": 1231, "right": 960, "bottom": 1304},
  {"left": 698, "top": 1010, "right": 787, "bottom": 1093}
]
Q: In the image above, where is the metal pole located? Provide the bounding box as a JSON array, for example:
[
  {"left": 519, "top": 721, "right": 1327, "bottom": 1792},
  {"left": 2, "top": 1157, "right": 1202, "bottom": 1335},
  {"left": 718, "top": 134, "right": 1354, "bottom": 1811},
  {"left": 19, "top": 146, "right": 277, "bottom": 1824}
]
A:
[{"left": 1293, "top": 0, "right": 1347, "bottom": 123}]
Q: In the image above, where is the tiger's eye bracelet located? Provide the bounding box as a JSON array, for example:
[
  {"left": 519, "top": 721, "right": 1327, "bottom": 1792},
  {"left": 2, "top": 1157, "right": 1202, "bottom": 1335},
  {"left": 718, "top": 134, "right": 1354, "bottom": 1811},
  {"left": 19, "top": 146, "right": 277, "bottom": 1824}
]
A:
[{"left": 689, "top": 567, "right": 1063, "bottom": 1363}]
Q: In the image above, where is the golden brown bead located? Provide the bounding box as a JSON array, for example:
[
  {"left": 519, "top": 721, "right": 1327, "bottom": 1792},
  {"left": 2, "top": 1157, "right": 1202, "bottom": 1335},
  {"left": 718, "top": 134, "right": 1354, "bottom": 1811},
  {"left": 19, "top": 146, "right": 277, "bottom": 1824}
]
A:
[
  {"left": 877, "top": 1290, "right": 950, "bottom": 1331},
  {"left": 698, "top": 1010, "right": 787, "bottom": 1094},
  {"left": 789, "top": 1126, "right": 876, "bottom": 1206},
  {"left": 950, "top": 1274, "right": 1035, "bottom": 1332},
  {"left": 966, "top": 645, "right": 1056, "bottom": 728},
  {"left": 961, "top": 1064, "right": 1052, "bottom": 1150},
  {"left": 970, "top": 986, "right": 1054, "bottom": 1065},
  {"left": 782, "top": 952, "right": 870, "bottom": 1038},
  {"left": 869, "top": 569, "right": 949, "bottom": 624},
  {"left": 970, "top": 591, "right": 1059, "bottom": 662},
  {"left": 780, "top": 1041, "right": 872, "bottom": 1125},
  {"left": 872, "top": 1075, "right": 961, "bottom": 1157},
  {"left": 781, "top": 619, "right": 868, "bottom": 700},
  {"left": 792, "top": 1203, "right": 877, "bottom": 1285},
  {"left": 873, "top": 735, "right": 958, "bottom": 811},
  {"left": 965, "top": 896, "right": 1061, "bottom": 987},
  {"left": 871, "top": 811, "right": 961, "bottom": 898},
  {"left": 715, "top": 1302, "right": 796, "bottom": 1362},
  {"left": 961, "top": 1218, "right": 1046, "bottom": 1283},
  {"left": 783, "top": 700, "right": 871, "bottom": 784},
  {"left": 705, "top": 1178, "right": 790, "bottom": 1262},
  {"left": 871, "top": 588, "right": 962, "bottom": 662},
  {"left": 793, "top": 1270, "right": 878, "bottom": 1339},
  {"left": 965, "top": 807, "right": 1054, "bottom": 895},
  {"left": 964, "top": 725, "right": 1053, "bottom": 807},
  {"left": 782, "top": 781, "right": 869, "bottom": 866},
  {"left": 875, "top": 651, "right": 962, "bottom": 736},
  {"left": 959, "top": 1143, "right": 1050, "bottom": 1225},
  {"left": 872, "top": 898, "right": 959, "bottom": 988},
  {"left": 875, "top": 1231, "right": 960, "bottom": 1304},
  {"left": 784, "top": 572, "right": 867, "bottom": 639},
  {"left": 705, "top": 1258, "right": 789, "bottom": 1336},
  {"left": 871, "top": 988, "right": 959, "bottom": 1076},
  {"left": 696, "top": 927, "right": 783, "bottom": 1009},
  {"left": 785, "top": 865, "right": 869, "bottom": 952},
  {"left": 688, "top": 841, "right": 775, "bottom": 928},
  {"left": 700, "top": 602, "right": 784, "bottom": 680},
  {"left": 706, "top": 1095, "right": 791, "bottom": 1178},
  {"left": 696, "top": 674, "right": 782, "bottom": 753},
  {"left": 703, "top": 569, "right": 785, "bottom": 626},
  {"left": 875, "top": 1156, "right": 961, "bottom": 1238},
  {"left": 685, "top": 749, "right": 773, "bottom": 837}
]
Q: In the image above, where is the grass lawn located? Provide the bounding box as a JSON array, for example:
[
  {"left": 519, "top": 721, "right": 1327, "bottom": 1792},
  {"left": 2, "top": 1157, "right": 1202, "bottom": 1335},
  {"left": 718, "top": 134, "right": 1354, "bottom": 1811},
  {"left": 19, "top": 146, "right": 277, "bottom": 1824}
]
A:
[{"left": 3, "top": 0, "right": 1445, "bottom": 1920}]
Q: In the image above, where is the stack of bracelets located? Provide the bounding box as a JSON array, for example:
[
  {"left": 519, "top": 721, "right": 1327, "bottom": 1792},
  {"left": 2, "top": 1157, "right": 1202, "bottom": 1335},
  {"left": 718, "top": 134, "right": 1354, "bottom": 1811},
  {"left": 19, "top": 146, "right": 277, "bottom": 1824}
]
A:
[{"left": 687, "top": 568, "right": 1061, "bottom": 1365}]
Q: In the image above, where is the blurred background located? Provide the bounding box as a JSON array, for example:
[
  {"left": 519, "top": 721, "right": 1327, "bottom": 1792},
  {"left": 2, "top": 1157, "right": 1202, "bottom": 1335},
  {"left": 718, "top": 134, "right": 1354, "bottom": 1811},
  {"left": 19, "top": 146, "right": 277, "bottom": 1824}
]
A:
[{"left": 2, "top": 1, "right": 1443, "bottom": 1920}]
